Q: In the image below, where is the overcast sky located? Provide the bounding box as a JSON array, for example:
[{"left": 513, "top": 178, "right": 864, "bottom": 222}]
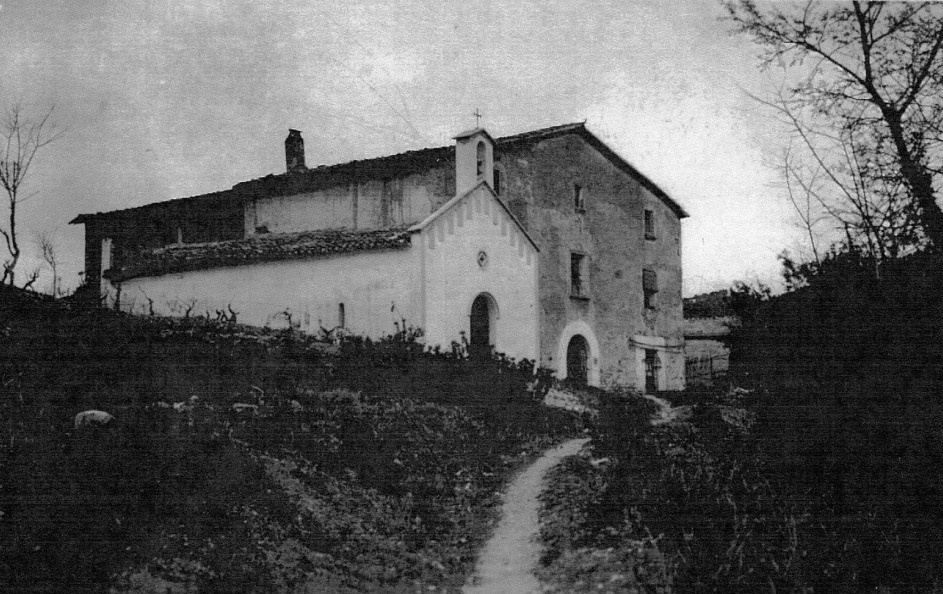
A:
[{"left": 1, "top": 0, "right": 799, "bottom": 296}]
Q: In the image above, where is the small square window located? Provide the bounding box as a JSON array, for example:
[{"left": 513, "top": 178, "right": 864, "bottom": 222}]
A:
[
  {"left": 574, "top": 184, "right": 586, "bottom": 213},
  {"left": 644, "top": 209, "right": 656, "bottom": 240},
  {"left": 643, "top": 268, "right": 658, "bottom": 309},
  {"left": 571, "top": 253, "right": 587, "bottom": 297}
]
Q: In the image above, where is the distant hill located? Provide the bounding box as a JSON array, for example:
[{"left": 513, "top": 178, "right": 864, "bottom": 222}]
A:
[{"left": 683, "top": 289, "right": 732, "bottom": 319}]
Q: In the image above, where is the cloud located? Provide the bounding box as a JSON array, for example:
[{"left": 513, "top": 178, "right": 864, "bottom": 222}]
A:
[{"left": 345, "top": 45, "right": 426, "bottom": 86}]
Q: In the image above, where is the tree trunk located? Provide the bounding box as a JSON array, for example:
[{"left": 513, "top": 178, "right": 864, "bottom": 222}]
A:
[{"left": 883, "top": 110, "right": 943, "bottom": 249}]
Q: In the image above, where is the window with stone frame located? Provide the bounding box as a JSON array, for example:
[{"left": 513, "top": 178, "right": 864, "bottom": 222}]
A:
[
  {"left": 571, "top": 252, "right": 587, "bottom": 297},
  {"left": 643, "top": 268, "right": 658, "bottom": 309},
  {"left": 644, "top": 209, "right": 656, "bottom": 240}
]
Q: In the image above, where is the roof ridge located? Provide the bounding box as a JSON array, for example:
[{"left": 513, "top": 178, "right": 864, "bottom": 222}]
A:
[
  {"left": 237, "top": 121, "right": 588, "bottom": 186},
  {"left": 72, "top": 121, "right": 689, "bottom": 222}
]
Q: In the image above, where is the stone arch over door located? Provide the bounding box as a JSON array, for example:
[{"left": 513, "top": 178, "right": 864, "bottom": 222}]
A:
[
  {"left": 555, "top": 321, "right": 601, "bottom": 386},
  {"left": 468, "top": 292, "right": 499, "bottom": 358}
]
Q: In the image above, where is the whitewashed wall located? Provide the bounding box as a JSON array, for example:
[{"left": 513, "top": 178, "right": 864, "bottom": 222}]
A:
[
  {"left": 105, "top": 186, "right": 540, "bottom": 362},
  {"left": 106, "top": 247, "right": 420, "bottom": 337},
  {"left": 420, "top": 184, "right": 539, "bottom": 362},
  {"left": 247, "top": 176, "right": 441, "bottom": 235}
]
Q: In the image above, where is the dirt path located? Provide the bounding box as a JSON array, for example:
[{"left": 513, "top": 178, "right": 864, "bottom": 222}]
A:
[
  {"left": 641, "top": 392, "right": 677, "bottom": 425},
  {"left": 463, "top": 437, "right": 591, "bottom": 594}
]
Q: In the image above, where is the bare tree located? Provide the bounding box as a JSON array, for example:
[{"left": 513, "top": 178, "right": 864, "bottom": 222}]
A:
[
  {"left": 0, "top": 104, "right": 63, "bottom": 285},
  {"left": 37, "top": 230, "right": 61, "bottom": 296},
  {"left": 768, "top": 95, "right": 921, "bottom": 263},
  {"left": 726, "top": 1, "right": 943, "bottom": 250},
  {"left": 780, "top": 144, "right": 826, "bottom": 265},
  {"left": 20, "top": 268, "right": 40, "bottom": 292}
]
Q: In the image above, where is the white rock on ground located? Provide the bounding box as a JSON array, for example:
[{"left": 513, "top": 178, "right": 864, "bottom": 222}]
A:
[
  {"left": 542, "top": 388, "right": 594, "bottom": 416},
  {"left": 73, "top": 409, "right": 114, "bottom": 429}
]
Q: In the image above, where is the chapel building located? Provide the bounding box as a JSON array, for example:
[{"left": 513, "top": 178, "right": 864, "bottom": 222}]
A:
[{"left": 71, "top": 122, "right": 688, "bottom": 391}]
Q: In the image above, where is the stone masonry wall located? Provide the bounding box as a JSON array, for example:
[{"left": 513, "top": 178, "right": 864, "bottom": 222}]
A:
[{"left": 496, "top": 134, "right": 684, "bottom": 388}]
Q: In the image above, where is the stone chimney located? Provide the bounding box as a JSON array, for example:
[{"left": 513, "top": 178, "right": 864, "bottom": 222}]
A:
[{"left": 285, "top": 129, "right": 306, "bottom": 173}]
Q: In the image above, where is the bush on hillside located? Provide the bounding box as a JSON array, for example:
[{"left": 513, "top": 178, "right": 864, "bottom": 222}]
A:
[
  {"left": 726, "top": 248, "right": 943, "bottom": 591},
  {"left": 0, "top": 286, "right": 582, "bottom": 591},
  {"left": 537, "top": 454, "right": 671, "bottom": 594},
  {"left": 538, "top": 387, "right": 809, "bottom": 593}
]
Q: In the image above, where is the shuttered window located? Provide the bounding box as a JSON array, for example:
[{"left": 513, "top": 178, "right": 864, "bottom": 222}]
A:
[
  {"left": 643, "top": 268, "right": 658, "bottom": 309},
  {"left": 574, "top": 184, "right": 586, "bottom": 213}
]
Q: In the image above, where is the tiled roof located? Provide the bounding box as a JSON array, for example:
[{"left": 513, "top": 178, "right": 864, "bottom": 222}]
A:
[
  {"left": 106, "top": 227, "right": 412, "bottom": 282},
  {"left": 73, "top": 121, "right": 687, "bottom": 224},
  {"left": 70, "top": 190, "right": 235, "bottom": 225},
  {"left": 234, "top": 122, "right": 589, "bottom": 196}
]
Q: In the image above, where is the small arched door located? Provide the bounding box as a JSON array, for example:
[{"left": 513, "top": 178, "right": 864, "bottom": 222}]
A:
[
  {"left": 470, "top": 293, "right": 495, "bottom": 358},
  {"left": 566, "top": 335, "right": 589, "bottom": 386}
]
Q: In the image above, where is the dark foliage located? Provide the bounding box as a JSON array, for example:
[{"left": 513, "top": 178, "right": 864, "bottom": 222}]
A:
[
  {"left": 583, "top": 391, "right": 803, "bottom": 592},
  {"left": 0, "top": 285, "right": 580, "bottom": 591},
  {"left": 727, "top": 248, "right": 943, "bottom": 591},
  {"left": 683, "top": 290, "right": 732, "bottom": 319},
  {"left": 683, "top": 284, "right": 770, "bottom": 322}
]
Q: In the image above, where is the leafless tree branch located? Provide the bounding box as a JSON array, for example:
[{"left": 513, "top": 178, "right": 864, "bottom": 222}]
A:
[{"left": 0, "top": 104, "right": 63, "bottom": 286}]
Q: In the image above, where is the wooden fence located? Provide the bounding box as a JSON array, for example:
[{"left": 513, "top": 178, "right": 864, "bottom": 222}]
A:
[{"left": 685, "top": 352, "right": 730, "bottom": 387}]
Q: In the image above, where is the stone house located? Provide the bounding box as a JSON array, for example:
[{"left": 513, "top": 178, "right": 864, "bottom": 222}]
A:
[{"left": 71, "top": 122, "right": 688, "bottom": 390}]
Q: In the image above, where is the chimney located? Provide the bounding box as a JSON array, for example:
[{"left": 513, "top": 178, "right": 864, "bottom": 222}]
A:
[{"left": 285, "top": 129, "right": 306, "bottom": 173}]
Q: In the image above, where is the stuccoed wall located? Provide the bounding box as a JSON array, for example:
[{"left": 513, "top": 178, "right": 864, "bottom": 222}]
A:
[
  {"left": 420, "top": 185, "right": 540, "bottom": 363},
  {"left": 103, "top": 187, "right": 543, "bottom": 364},
  {"left": 105, "top": 247, "right": 421, "bottom": 338},
  {"left": 246, "top": 168, "right": 454, "bottom": 235}
]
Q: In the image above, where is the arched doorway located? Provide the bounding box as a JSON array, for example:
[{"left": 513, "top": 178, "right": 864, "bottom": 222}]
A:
[
  {"left": 566, "top": 335, "right": 589, "bottom": 385},
  {"left": 469, "top": 293, "right": 496, "bottom": 358},
  {"left": 555, "top": 321, "right": 601, "bottom": 387}
]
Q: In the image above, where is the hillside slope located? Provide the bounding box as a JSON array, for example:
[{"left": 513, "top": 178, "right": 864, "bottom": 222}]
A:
[{"left": 0, "top": 286, "right": 583, "bottom": 592}]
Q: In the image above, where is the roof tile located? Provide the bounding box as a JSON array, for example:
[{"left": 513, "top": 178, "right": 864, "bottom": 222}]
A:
[{"left": 106, "top": 227, "right": 411, "bottom": 282}]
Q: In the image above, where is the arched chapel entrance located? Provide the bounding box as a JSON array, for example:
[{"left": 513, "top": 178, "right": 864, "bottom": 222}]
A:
[
  {"left": 566, "top": 335, "right": 589, "bottom": 386},
  {"left": 469, "top": 293, "right": 497, "bottom": 358}
]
